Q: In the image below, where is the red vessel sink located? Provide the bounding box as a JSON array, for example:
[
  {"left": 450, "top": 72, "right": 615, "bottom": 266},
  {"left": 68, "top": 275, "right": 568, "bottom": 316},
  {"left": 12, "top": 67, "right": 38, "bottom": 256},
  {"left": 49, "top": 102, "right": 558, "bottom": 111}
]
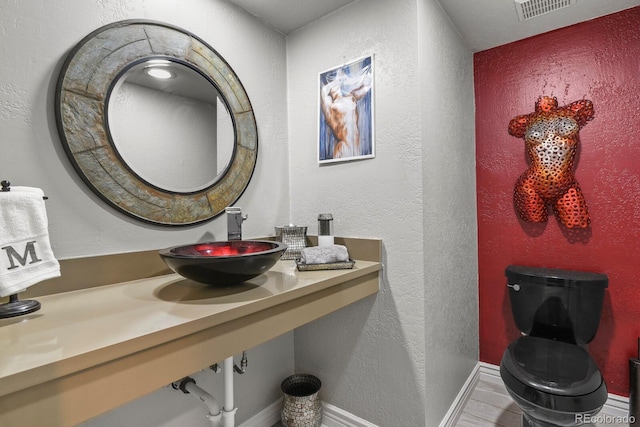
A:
[{"left": 159, "top": 240, "right": 287, "bottom": 286}]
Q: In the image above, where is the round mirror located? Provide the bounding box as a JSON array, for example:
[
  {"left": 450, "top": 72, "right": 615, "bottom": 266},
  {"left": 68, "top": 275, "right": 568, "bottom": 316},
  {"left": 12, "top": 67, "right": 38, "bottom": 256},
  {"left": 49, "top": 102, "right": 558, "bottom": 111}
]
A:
[
  {"left": 55, "top": 20, "right": 257, "bottom": 226},
  {"left": 108, "top": 59, "right": 234, "bottom": 193}
]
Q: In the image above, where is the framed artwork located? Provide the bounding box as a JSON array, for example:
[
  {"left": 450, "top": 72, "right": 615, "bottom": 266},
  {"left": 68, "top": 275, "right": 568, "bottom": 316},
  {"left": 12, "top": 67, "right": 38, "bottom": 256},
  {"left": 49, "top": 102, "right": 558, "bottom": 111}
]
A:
[{"left": 318, "top": 55, "right": 374, "bottom": 164}]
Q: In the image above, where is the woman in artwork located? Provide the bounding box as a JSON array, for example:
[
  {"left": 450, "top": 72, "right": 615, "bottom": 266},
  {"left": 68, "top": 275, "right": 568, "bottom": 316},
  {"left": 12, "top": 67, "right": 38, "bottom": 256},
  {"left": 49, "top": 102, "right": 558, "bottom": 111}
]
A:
[
  {"left": 320, "top": 63, "right": 372, "bottom": 159},
  {"left": 508, "top": 95, "right": 594, "bottom": 229}
]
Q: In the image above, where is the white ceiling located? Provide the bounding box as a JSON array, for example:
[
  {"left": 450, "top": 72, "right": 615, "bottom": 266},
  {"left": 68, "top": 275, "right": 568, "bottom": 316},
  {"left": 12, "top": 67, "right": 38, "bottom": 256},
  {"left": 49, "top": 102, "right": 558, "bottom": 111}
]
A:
[
  {"left": 227, "top": 0, "right": 640, "bottom": 51},
  {"left": 227, "top": 0, "right": 357, "bottom": 35}
]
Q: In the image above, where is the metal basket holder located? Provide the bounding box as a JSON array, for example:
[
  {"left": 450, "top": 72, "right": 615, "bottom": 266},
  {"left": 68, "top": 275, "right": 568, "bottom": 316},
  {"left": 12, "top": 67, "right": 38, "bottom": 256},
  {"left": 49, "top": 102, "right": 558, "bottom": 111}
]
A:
[{"left": 275, "top": 226, "right": 308, "bottom": 260}]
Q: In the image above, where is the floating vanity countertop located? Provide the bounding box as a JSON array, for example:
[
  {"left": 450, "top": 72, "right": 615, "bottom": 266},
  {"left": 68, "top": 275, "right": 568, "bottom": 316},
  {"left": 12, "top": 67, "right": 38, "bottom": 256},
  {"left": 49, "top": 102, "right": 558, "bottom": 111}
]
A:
[{"left": 0, "top": 258, "right": 380, "bottom": 426}]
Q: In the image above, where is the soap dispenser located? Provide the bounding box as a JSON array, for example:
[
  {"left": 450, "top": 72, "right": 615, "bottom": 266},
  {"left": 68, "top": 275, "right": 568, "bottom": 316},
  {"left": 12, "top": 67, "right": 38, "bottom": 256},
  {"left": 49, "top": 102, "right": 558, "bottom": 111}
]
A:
[{"left": 317, "top": 213, "right": 334, "bottom": 247}]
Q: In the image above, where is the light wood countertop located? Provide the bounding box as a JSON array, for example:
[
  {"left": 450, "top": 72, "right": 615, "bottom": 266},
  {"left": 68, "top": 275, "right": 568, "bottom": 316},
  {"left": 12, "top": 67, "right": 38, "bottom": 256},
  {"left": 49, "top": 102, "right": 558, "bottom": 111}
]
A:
[{"left": 0, "top": 258, "right": 381, "bottom": 426}]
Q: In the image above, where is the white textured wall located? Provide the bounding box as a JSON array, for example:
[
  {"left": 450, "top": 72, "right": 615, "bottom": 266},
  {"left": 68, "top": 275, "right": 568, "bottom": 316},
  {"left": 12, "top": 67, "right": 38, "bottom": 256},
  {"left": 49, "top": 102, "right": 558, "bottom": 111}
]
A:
[
  {"left": 287, "top": 0, "right": 426, "bottom": 424},
  {"left": 419, "top": 0, "right": 479, "bottom": 424},
  {"left": 1, "top": 0, "right": 293, "bottom": 425},
  {"left": 1, "top": 0, "right": 290, "bottom": 259},
  {"left": 3, "top": 0, "right": 479, "bottom": 424},
  {"left": 287, "top": 0, "right": 478, "bottom": 425}
]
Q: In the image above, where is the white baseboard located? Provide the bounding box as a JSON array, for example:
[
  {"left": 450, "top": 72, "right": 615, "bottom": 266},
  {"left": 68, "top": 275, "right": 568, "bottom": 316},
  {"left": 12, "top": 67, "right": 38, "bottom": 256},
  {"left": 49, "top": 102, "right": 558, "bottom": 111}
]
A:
[
  {"left": 321, "top": 402, "right": 379, "bottom": 427},
  {"left": 239, "top": 399, "right": 282, "bottom": 427},
  {"left": 238, "top": 398, "right": 379, "bottom": 427},
  {"left": 438, "top": 361, "right": 631, "bottom": 425},
  {"left": 438, "top": 362, "right": 481, "bottom": 427}
]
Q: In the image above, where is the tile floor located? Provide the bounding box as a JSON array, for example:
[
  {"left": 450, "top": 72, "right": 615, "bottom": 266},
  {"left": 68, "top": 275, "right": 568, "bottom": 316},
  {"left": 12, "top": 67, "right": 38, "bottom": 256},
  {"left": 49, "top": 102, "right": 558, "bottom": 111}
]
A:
[
  {"left": 271, "top": 421, "right": 327, "bottom": 427},
  {"left": 270, "top": 423, "right": 325, "bottom": 427},
  {"left": 454, "top": 374, "right": 629, "bottom": 427},
  {"left": 271, "top": 374, "right": 629, "bottom": 426}
]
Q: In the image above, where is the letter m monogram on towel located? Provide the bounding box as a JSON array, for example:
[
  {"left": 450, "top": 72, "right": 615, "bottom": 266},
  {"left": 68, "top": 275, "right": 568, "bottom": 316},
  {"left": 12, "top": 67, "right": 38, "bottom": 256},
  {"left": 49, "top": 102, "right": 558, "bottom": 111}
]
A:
[{"left": 1, "top": 241, "right": 42, "bottom": 270}]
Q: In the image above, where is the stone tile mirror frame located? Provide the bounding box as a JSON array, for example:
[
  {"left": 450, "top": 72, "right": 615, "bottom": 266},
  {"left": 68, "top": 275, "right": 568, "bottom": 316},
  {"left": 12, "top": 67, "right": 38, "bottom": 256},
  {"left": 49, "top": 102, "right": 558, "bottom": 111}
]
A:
[{"left": 55, "top": 20, "right": 258, "bottom": 226}]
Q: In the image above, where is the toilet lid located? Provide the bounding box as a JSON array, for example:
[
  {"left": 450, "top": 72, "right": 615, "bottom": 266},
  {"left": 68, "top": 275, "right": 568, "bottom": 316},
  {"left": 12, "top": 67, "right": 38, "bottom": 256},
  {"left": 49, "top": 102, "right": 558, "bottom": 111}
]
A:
[{"left": 500, "top": 336, "right": 608, "bottom": 413}]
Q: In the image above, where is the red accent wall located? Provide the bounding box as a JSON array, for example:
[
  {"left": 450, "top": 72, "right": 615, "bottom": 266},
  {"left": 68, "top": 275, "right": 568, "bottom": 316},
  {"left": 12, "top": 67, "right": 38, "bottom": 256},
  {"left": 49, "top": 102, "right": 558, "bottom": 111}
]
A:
[{"left": 475, "top": 6, "right": 640, "bottom": 396}]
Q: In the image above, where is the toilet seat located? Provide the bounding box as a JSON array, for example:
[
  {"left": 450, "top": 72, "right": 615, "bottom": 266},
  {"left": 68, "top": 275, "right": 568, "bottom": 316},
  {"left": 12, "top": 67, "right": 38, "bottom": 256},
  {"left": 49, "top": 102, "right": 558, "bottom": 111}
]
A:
[{"left": 500, "top": 336, "right": 607, "bottom": 413}]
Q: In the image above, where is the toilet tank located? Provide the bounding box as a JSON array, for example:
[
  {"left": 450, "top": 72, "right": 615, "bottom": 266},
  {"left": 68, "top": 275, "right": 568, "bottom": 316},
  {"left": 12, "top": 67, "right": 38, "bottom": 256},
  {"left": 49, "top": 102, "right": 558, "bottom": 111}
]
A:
[{"left": 505, "top": 265, "right": 608, "bottom": 345}]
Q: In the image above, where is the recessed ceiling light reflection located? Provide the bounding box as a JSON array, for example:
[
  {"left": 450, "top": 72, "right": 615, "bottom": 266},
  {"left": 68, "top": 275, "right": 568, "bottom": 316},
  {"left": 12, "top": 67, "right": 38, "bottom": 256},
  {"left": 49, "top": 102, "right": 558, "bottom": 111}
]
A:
[
  {"left": 144, "top": 60, "right": 175, "bottom": 79},
  {"left": 145, "top": 67, "right": 175, "bottom": 79}
]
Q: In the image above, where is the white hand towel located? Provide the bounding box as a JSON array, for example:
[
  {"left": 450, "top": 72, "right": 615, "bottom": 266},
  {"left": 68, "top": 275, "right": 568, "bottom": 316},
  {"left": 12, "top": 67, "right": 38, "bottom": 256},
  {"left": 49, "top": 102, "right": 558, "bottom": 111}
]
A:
[
  {"left": 0, "top": 186, "right": 60, "bottom": 297},
  {"left": 299, "top": 244, "right": 350, "bottom": 264}
]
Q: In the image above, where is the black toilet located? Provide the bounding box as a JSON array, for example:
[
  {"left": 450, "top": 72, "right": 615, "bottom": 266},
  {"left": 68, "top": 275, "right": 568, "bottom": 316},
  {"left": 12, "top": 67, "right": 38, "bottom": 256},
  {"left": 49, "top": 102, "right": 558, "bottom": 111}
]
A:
[{"left": 500, "top": 265, "right": 609, "bottom": 427}]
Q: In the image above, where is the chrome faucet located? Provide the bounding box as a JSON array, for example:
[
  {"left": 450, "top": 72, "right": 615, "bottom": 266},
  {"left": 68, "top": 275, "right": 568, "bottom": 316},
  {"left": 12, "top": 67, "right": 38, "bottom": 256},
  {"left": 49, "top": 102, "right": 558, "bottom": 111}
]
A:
[{"left": 225, "top": 207, "right": 247, "bottom": 240}]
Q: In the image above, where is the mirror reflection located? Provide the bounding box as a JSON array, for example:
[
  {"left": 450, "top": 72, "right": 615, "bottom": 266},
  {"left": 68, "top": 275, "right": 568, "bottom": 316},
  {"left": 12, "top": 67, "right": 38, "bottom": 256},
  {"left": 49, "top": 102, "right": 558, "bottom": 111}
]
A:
[{"left": 108, "top": 60, "right": 234, "bottom": 193}]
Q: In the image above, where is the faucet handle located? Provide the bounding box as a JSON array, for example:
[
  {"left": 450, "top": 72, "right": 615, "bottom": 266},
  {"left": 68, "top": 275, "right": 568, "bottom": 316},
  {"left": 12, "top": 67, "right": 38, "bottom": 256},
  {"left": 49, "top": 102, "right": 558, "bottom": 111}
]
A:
[
  {"left": 225, "top": 206, "right": 242, "bottom": 215},
  {"left": 225, "top": 207, "right": 247, "bottom": 221},
  {"left": 226, "top": 206, "right": 247, "bottom": 240}
]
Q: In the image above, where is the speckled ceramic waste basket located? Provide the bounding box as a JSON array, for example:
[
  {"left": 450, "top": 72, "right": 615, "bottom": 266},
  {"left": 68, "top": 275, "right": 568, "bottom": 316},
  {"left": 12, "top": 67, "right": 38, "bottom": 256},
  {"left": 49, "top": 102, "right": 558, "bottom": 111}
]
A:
[{"left": 280, "top": 374, "right": 322, "bottom": 427}]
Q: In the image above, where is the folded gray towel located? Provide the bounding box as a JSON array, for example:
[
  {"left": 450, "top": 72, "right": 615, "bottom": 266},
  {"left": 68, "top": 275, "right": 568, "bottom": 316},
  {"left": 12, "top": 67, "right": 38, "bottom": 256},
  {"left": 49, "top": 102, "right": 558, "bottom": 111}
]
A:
[{"left": 300, "top": 245, "right": 349, "bottom": 264}]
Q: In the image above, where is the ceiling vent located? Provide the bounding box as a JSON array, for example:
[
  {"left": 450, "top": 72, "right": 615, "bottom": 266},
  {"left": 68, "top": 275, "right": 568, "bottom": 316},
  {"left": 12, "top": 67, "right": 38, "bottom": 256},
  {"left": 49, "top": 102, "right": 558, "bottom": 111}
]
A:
[{"left": 515, "top": 0, "right": 576, "bottom": 21}]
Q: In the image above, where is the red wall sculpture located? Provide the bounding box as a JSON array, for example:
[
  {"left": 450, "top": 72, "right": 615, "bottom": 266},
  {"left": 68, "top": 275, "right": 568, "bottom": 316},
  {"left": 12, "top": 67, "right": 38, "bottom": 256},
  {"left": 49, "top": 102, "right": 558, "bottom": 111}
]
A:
[
  {"left": 509, "top": 96, "right": 594, "bottom": 229},
  {"left": 475, "top": 6, "right": 640, "bottom": 396}
]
